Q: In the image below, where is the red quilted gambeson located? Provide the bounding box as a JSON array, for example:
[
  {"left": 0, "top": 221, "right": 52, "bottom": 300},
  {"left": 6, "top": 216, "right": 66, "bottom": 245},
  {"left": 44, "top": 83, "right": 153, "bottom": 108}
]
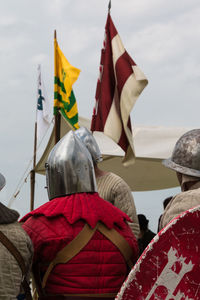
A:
[{"left": 21, "top": 193, "right": 138, "bottom": 295}]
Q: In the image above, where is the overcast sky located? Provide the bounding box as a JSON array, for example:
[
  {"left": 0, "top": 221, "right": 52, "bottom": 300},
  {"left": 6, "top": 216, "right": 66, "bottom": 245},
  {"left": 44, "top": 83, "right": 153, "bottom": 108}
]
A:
[{"left": 0, "top": 0, "right": 200, "bottom": 232}]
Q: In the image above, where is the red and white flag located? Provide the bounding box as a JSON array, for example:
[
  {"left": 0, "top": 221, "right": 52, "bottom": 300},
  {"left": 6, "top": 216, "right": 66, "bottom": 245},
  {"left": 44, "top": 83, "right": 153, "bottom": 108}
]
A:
[{"left": 91, "top": 13, "right": 148, "bottom": 166}]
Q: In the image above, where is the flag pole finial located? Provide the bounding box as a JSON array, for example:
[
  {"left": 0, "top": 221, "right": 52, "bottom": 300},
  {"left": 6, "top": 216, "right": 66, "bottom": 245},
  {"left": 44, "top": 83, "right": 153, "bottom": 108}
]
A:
[{"left": 108, "top": 0, "right": 111, "bottom": 12}]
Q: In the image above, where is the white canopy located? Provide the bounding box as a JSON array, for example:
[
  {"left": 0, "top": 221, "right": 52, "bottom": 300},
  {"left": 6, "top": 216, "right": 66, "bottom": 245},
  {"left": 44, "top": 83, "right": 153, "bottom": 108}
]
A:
[{"left": 34, "top": 114, "right": 191, "bottom": 191}]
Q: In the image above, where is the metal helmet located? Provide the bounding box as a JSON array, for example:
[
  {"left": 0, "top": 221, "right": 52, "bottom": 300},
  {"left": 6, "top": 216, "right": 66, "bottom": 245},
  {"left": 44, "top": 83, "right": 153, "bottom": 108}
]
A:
[
  {"left": 74, "top": 127, "right": 102, "bottom": 164},
  {"left": 45, "top": 130, "right": 97, "bottom": 200},
  {"left": 0, "top": 173, "right": 5, "bottom": 191},
  {"left": 163, "top": 129, "right": 200, "bottom": 177}
]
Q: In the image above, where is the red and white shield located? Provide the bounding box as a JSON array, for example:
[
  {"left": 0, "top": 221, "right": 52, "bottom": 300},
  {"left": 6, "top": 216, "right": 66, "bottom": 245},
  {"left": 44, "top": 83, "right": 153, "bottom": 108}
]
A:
[{"left": 116, "top": 205, "right": 200, "bottom": 300}]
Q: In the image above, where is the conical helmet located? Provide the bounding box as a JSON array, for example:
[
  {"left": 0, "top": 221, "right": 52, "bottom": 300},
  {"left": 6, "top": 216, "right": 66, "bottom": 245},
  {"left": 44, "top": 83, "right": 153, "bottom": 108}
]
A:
[
  {"left": 45, "top": 130, "right": 97, "bottom": 200},
  {"left": 74, "top": 127, "right": 102, "bottom": 164},
  {"left": 0, "top": 173, "right": 5, "bottom": 191},
  {"left": 163, "top": 129, "right": 200, "bottom": 177}
]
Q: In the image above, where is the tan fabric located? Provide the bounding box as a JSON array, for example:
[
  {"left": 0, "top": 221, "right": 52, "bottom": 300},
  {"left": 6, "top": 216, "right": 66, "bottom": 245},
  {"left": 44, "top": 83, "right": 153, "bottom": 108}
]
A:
[
  {"left": 0, "top": 222, "right": 33, "bottom": 299},
  {"left": 180, "top": 174, "right": 200, "bottom": 191},
  {"left": 96, "top": 172, "right": 140, "bottom": 239},
  {"left": 159, "top": 185, "right": 200, "bottom": 230}
]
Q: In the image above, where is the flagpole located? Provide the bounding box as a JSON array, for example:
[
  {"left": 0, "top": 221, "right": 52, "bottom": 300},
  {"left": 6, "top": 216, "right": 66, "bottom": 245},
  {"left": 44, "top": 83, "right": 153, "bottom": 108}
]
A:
[
  {"left": 108, "top": 0, "right": 111, "bottom": 12},
  {"left": 54, "top": 29, "right": 61, "bottom": 144},
  {"left": 30, "top": 121, "right": 37, "bottom": 211},
  {"left": 30, "top": 65, "right": 40, "bottom": 211}
]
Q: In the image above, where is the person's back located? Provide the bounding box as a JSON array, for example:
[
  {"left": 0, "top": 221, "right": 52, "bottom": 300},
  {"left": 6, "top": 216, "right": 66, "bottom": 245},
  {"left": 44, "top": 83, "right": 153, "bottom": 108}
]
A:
[
  {"left": 0, "top": 174, "right": 33, "bottom": 299},
  {"left": 160, "top": 180, "right": 200, "bottom": 229},
  {"left": 0, "top": 221, "right": 33, "bottom": 299},
  {"left": 137, "top": 214, "right": 156, "bottom": 255},
  {"left": 157, "top": 196, "right": 173, "bottom": 232},
  {"left": 21, "top": 131, "right": 138, "bottom": 299},
  {"left": 159, "top": 129, "right": 200, "bottom": 230},
  {"left": 74, "top": 127, "right": 140, "bottom": 239},
  {"left": 96, "top": 171, "right": 140, "bottom": 239},
  {"left": 22, "top": 194, "right": 138, "bottom": 297}
]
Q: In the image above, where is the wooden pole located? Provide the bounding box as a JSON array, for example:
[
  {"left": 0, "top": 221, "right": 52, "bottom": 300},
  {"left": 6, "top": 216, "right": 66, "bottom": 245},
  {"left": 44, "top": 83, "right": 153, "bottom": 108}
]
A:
[
  {"left": 30, "top": 121, "right": 37, "bottom": 211},
  {"left": 55, "top": 112, "right": 61, "bottom": 144},
  {"left": 54, "top": 29, "right": 61, "bottom": 144}
]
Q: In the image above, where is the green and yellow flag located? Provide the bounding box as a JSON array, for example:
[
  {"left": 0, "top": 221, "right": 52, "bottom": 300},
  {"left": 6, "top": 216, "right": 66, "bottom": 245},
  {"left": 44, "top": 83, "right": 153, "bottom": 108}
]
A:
[{"left": 54, "top": 38, "right": 81, "bottom": 129}]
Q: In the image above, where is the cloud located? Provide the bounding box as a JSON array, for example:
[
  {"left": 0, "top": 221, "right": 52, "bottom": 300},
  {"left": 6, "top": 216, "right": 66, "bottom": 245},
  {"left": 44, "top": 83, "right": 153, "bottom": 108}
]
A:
[
  {"left": 30, "top": 53, "right": 49, "bottom": 65},
  {"left": 0, "top": 15, "right": 18, "bottom": 27},
  {"left": 44, "top": 0, "right": 72, "bottom": 16}
]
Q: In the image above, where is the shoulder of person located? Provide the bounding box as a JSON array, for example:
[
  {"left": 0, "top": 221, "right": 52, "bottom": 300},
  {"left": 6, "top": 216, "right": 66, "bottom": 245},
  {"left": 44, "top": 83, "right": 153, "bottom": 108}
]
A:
[
  {"left": 172, "top": 188, "right": 200, "bottom": 203},
  {"left": 109, "top": 172, "right": 130, "bottom": 189}
]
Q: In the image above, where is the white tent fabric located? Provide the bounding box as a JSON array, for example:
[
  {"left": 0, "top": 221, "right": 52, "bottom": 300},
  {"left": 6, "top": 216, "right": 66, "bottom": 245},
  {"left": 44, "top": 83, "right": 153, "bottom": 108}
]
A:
[{"left": 34, "top": 114, "right": 191, "bottom": 191}]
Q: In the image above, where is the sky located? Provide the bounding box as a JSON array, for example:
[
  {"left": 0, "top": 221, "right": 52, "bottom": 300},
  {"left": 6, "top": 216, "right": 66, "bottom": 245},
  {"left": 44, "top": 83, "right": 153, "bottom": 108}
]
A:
[{"left": 0, "top": 0, "right": 200, "bottom": 232}]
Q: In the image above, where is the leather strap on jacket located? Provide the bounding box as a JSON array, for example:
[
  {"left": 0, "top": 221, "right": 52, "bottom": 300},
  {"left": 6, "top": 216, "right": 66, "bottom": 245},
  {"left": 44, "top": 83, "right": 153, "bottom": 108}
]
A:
[
  {"left": 0, "top": 230, "right": 32, "bottom": 300},
  {"left": 97, "top": 223, "right": 133, "bottom": 269},
  {"left": 42, "top": 223, "right": 98, "bottom": 288},
  {"left": 42, "top": 222, "right": 133, "bottom": 289}
]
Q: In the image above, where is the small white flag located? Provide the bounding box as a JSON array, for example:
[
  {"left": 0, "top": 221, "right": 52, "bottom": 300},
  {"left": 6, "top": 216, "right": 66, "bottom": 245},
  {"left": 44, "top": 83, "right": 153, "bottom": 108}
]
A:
[{"left": 36, "top": 65, "right": 52, "bottom": 144}]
